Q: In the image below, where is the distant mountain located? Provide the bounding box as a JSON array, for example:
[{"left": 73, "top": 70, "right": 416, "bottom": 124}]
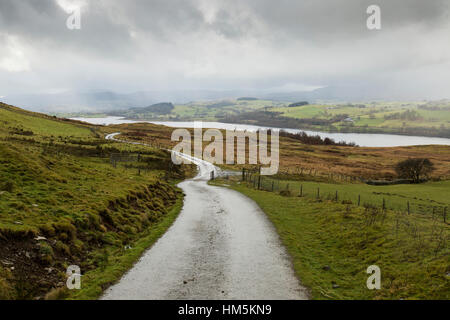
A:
[
  {"left": 237, "top": 97, "right": 258, "bottom": 101},
  {"left": 127, "top": 102, "right": 174, "bottom": 115},
  {"left": 259, "top": 85, "right": 431, "bottom": 102}
]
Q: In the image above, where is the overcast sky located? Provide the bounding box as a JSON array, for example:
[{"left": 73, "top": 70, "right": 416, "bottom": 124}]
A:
[{"left": 0, "top": 0, "right": 450, "bottom": 99}]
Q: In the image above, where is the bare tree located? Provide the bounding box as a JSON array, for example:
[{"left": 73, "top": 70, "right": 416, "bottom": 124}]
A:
[{"left": 395, "top": 158, "right": 435, "bottom": 183}]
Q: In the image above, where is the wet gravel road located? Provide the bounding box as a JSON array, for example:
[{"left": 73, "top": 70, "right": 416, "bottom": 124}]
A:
[{"left": 102, "top": 134, "right": 308, "bottom": 300}]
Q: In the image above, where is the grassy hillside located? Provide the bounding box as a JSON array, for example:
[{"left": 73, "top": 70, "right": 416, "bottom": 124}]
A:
[
  {"left": 211, "top": 177, "right": 449, "bottom": 299},
  {"left": 0, "top": 103, "right": 192, "bottom": 299},
  {"left": 0, "top": 105, "right": 94, "bottom": 138}
]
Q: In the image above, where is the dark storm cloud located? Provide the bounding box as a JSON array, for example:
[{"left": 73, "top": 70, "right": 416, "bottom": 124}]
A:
[
  {"left": 0, "top": 0, "right": 449, "bottom": 99},
  {"left": 0, "top": 0, "right": 205, "bottom": 58}
]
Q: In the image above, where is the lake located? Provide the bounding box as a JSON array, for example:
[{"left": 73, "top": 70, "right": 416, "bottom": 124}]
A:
[{"left": 71, "top": 117, "right": 450, "bottom": 147}]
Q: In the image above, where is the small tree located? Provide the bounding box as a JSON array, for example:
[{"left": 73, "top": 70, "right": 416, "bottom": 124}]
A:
[{"left": 395, "top": 158, "right": 434, "bottom": 183}]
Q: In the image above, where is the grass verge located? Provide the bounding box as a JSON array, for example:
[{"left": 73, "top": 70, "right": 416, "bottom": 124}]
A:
[{"left": 64, "top": 196, "right": 184, "bottom": 300}]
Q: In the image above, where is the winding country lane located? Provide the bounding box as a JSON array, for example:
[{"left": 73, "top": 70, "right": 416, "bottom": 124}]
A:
[{"left": 101, "top": 133, "right": 308, "bottom": 299}]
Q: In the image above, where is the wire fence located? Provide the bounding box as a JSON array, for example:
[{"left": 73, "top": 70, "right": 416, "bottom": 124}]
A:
[
  {"left": 109, "top": 152, "right": 181, "bottom": 180},
  {"left": 236, "top": 168, "right": 449, "bottom": 224}
]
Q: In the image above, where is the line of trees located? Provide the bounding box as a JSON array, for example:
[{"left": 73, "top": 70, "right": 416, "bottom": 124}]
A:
[
  {"left": 384, "top": 109, "right": 423, "bottom": 121},
  {"left": 278, "top": 130, "right": 357, "bottom": 146}
]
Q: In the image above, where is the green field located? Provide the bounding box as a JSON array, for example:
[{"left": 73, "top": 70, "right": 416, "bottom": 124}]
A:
[{"left": 211, "top": 178, "right": 449, "bottom": 299}]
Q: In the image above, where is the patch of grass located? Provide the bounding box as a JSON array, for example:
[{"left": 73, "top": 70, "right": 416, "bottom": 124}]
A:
[
  {"left": 271, "top": 104, "right": 329, "bottom": 119},
  {"left": 0, "top": 267, "right": 14, "bottom": 300}
]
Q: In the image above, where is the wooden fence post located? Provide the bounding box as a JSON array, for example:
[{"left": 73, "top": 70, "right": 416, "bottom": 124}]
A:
[
  {"left": 271, "top": 181, "right": 274, "bottom": 192},
  {"left": 258, "top": 175, "right": 261, "bottom": 190},
  {"left": 317, "top": 187, "right": 320, "bottom": 199},
  {"left": 300, "top": 185, "right": 303, "bottom": 197},
  {"left": 335, "top": 190, "right": 338, "bottom": 202},
  {"left": 242, "top": 168, "right": 245, "bottom": 181},
  {"left": 358, "top": 195, "right": 361, "bottom": 206}
]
